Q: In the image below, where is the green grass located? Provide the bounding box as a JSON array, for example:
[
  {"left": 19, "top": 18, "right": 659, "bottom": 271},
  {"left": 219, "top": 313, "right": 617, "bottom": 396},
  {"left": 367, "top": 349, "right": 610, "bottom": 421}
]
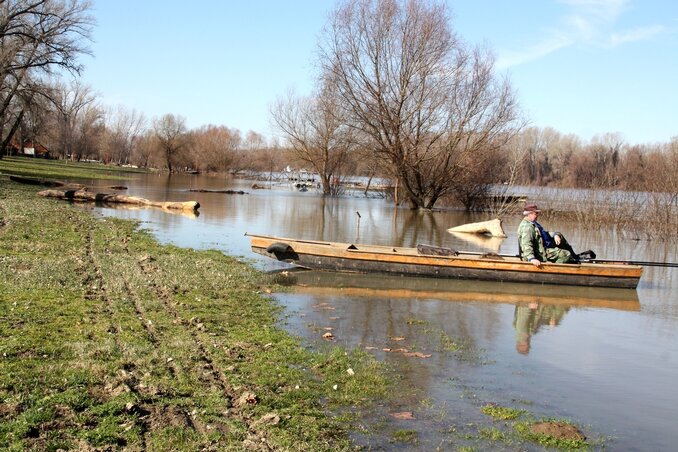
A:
[
  {"left": 480, "top": 404, "right": 526, "bottom": 420},
  {"left": 0, "top": 174, "right": 390, "bottom": 450},
  {"left": 478, "top": 404, "right": 591, "bottom": 450},
  {"left": 0, "top": 156, "right": 147, "bottom": 181}
]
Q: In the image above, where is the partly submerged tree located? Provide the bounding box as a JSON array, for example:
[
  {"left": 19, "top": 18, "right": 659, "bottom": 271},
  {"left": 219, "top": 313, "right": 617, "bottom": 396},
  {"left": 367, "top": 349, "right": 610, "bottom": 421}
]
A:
[
  {"left": 153, "top": 113, "right": 188, "bottom": 172},
  {"left": 318, "top": 0, "right": 522, "bottom": 209},
  {"left": 271, "top": 84, "right": 355, "bottom": 195}
]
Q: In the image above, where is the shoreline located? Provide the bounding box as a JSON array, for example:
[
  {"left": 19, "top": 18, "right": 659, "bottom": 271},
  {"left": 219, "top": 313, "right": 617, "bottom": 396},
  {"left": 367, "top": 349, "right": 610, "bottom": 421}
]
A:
[{"left": 0, "top": 178, "right": 389, "bottom": 450}]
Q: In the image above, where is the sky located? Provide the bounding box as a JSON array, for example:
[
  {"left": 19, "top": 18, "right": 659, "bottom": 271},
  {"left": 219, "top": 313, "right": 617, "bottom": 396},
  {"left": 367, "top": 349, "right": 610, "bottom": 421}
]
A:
[{"left": 83, "top": 0, "right": 678, "bottom": 145}]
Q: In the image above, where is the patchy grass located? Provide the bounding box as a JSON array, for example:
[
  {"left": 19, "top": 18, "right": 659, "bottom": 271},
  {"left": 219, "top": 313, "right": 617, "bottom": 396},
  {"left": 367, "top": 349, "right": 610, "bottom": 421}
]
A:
[
  {"left": 392, "top": 428, "right": 418, "bottom": 443},
  {"left": 479, "top": 403, "right": 592, "bottom": 450},
  {"left": 481, "top": 404, "right": 526, "bottom": 420},
  {"left": 0, "top": 176, "right": 390, "bottom": 450}
]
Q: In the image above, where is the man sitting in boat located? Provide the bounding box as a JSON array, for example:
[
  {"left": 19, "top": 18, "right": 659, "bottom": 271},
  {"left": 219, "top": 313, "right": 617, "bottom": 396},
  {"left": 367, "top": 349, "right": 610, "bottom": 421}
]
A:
[{"left": 518, "top": 203, "right": 578, "bottom": 268}]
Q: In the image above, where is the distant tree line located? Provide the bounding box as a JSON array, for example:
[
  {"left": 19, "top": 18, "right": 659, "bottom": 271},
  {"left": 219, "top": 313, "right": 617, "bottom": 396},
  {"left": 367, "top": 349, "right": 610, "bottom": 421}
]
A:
[{"left": 2, "top": 0, "right": 676, "bottom": 211}]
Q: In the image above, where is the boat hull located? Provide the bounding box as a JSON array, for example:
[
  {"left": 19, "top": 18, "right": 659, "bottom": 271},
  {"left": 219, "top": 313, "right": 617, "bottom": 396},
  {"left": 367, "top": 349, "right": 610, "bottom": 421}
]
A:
[{"left": 247, "top": 234, "right": 643, "bottom": 289}]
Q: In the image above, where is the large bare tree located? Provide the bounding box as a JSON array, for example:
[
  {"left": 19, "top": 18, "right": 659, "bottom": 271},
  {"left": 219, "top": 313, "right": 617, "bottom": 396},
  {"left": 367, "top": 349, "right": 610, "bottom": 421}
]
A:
[
  {"left": 153, "top": 113, "right": 188, "bottom": 172},
  {"left": 271, "top": 85, "right": 355, "bottom": 195},
  {"left": 319, "top": 0, "right": 522, "bottom": 209},
  {"left": 0, "top": 0, "right": 93, "bottom": 154}
]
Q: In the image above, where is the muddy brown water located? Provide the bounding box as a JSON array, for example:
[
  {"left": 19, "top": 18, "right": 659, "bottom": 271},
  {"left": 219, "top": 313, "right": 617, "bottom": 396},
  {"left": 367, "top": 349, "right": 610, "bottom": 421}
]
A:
[{"left": 83, "top": 173, "right": 678, "bottom": 450}]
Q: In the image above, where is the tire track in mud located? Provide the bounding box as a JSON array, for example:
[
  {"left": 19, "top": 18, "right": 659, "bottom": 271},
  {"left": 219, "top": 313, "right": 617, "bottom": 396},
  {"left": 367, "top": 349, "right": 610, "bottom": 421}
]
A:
[
  {"left": 136, "top": 257, "right": 275, "bottom": 449},
  {"left": 79, "top": 224, "right": 151, "bottom": 450},
  {"left": 80, "top": 220, "right": 275, "bottom": 449},
  {"left": 83, "top": 226, "right": 218, "bottom": 446},
  {"left": 84, "top": 228, "right": 213, "bottom": 444}
]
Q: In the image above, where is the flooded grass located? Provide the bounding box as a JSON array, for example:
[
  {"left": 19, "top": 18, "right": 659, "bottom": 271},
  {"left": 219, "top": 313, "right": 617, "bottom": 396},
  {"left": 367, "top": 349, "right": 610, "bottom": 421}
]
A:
[
  {"left": 479, "top": 403, "right": 591, "bottom": 450},
  {"left": 0, "top": 176, "right": 390, "bottom": 450}
]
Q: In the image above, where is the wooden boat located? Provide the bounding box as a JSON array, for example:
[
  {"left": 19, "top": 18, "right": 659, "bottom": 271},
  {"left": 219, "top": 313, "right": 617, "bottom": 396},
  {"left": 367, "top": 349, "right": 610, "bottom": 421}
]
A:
[{"left": 246, "top": 233, "right": 643, "bottom": 289}]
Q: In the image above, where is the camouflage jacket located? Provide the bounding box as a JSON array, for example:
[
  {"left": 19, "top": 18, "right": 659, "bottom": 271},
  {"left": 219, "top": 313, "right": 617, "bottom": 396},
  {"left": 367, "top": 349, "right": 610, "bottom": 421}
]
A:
[{"left": 517, "top": 219, "right": 546, "bottom": 261}]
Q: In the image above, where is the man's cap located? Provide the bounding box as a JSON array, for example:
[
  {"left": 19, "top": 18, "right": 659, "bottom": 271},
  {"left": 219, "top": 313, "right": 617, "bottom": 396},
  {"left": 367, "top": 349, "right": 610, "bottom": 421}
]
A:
[{"left": 524, "top": 203, "right": 541, "bottom": 214}]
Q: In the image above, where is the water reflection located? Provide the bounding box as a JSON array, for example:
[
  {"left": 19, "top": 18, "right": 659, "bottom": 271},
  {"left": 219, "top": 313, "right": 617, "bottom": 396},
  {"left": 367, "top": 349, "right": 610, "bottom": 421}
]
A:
[
  {"left": 513, "top": 303, "right": 569, "bottom": 355},
  {"left": 283, "top": 270, "right": 641, "bottom": 311},
  {"left": 92, "top": 201, "right": 201, "bottom": 219},
  {"left": 281, "top": 271, "right": 641, "bottom": 360},
  {"left": 82, "top": 172, "right": 678, "bottom": 450},
  {"left": 447, "top": 231, "right": 505, "bottom": 252}
]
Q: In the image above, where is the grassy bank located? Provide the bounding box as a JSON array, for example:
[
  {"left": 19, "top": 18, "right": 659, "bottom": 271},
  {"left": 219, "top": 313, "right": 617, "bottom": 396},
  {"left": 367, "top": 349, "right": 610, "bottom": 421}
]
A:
[
  {"left": 0, "top": 156, "right": 150, "bottom": 182},
  {"left": 0, "top": 176, "right": 389, "bottom": 450}
]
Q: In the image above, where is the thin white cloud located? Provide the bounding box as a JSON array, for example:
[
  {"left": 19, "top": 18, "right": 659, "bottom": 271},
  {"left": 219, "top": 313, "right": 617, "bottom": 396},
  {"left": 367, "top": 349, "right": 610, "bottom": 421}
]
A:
[
  {"left": 497, "top": 0, "right": 666, "bottom": 68},
  {"left": 497, "top": 35, "right": 574, "bottom": 69},
  {"left": 606, "top": 25, "right": 666, "bottom": 46}
]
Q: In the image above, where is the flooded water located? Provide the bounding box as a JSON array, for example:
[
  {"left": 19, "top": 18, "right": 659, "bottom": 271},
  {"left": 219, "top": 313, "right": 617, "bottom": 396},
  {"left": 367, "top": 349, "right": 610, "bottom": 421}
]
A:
[{"left": 83, "top": 172, "right": 678, "bottom": 450}]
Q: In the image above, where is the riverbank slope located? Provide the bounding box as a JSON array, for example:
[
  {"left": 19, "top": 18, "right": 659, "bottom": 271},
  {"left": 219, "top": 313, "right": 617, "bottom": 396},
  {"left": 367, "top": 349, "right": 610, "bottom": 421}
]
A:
[{"left": 0, "top": 177, "right": 388, "bottom": 450}]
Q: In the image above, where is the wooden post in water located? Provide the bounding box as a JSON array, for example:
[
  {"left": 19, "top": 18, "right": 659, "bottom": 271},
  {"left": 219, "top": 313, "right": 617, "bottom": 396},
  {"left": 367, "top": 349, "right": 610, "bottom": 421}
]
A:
[{"left": 356, "top": 211, "right": 361, "bottom": 241}]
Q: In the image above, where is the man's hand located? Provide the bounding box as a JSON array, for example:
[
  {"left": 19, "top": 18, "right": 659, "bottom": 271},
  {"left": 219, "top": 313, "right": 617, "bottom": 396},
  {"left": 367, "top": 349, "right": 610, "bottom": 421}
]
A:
[
  {"left": 530, "top": 258, "right": 542, "bottom": 268},
  {"left": 554, "top": 234, "right": 562, "bottom": 246}
]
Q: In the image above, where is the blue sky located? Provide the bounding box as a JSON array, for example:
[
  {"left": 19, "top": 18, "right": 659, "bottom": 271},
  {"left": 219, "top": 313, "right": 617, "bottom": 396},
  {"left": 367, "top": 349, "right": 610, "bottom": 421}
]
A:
[{"left": 84, "top": 0, "right": 677, "bottom": 145}]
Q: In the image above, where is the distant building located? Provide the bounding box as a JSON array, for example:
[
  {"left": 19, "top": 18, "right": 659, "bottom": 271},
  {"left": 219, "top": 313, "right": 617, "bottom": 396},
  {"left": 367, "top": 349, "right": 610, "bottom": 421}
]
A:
[{"left": 4, "top": 138, "right": 50, "bottom": 158}]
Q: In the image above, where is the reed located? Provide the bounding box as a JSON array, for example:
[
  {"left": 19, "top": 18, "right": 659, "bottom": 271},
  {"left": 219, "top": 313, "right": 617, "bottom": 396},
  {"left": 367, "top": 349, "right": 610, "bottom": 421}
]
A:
[{"left": 555, "top": 188, "right": 678, "bottom": 241}]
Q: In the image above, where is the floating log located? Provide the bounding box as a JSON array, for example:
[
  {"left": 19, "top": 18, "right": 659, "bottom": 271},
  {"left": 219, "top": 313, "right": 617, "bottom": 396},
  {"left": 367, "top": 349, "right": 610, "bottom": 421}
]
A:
[
  {"left": 188, "top": 189, "right": 246, "bottom": 194},
  {"left": 37, "top": 189, "right": 199, "bottom": 211},
  {"left": 447, "top": 218, "right": 507, "bottom": 238}
]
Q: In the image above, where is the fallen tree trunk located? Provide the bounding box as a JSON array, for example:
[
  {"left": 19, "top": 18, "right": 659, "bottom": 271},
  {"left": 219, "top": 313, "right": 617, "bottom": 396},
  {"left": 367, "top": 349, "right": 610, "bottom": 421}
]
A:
[
  {"left": 447, "top": 218, "right": 507, "bottom": 237},
  {"left": 38, "top": 189, "right": 200, "bottom": 211},
  {"left": 10, "top": 175, "right": 85, "bottom": 189}
]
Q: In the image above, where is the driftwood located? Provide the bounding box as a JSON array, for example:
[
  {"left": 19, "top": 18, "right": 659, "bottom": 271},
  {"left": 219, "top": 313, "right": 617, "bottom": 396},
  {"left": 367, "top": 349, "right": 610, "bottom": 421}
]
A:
[
  {"left": 447, "top": 218, "right": 507, "bottom": 238},
  {"left": 189, "top": 189, "right": 246, "bottom": 194},
  {"left": 37, "top": 189, "right": 200, "bottom": 211}
]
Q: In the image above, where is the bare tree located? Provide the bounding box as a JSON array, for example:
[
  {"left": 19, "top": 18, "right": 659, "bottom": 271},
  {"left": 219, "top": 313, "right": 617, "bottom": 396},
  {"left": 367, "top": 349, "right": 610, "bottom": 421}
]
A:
[
  {"left": 271, "top": 85, "right": 355, "bottom": 195},
  {"left": 152, "top": 113, "right": 188, "bottom": 172},
  {"left": 103, "top": 105, "right": 146, "bottom": 164},
  {"left": 43, "top": 78, "right": 99, "bottom": 160},
  {"left": 319, "top": 0, "right": 521, "bottom": 209},
  {"left": 243, "top": 130, "right": 265, "bottom": 152},
  {"left": 130, "top": 133, "right": 156, "bottom": 168},
  {"left": 191, "top": 124, "right": 242, "bottom": 172},
  {"left": 0, "top": 0, "right": 93, "bottom": 154}
]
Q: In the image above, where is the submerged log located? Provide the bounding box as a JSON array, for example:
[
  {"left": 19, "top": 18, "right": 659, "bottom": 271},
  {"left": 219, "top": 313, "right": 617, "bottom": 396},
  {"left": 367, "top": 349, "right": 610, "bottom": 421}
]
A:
[
  {"left": 447, "top": 218, "right": 507, "bottom": 238},
  {"left": 37, "top": 189, "right": 199, "bottom": 211}
]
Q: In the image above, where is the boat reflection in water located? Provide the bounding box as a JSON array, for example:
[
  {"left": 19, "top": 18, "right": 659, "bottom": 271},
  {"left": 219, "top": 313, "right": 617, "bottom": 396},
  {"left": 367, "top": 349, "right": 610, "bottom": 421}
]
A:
[
  {"left": 279, "top": 269, "right": 641, "bottom": 311},
  {"left": 275, "top": 269, "right": 640, "bottom": 356}
]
